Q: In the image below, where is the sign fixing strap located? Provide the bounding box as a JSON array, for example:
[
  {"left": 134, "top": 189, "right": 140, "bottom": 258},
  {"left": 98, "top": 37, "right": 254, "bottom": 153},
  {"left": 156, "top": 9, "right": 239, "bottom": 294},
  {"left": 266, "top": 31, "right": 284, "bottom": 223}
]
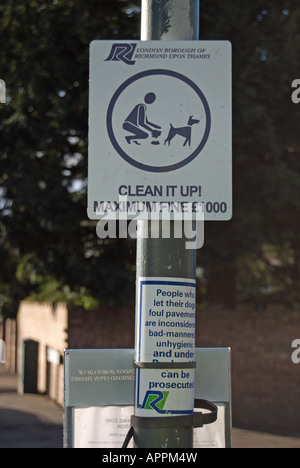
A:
[
  {"left": 134, "top": 360, "right": 197, "bottom": 369},
  {"left": 122, "top": 399, "right": 218, "bottom": 448}
]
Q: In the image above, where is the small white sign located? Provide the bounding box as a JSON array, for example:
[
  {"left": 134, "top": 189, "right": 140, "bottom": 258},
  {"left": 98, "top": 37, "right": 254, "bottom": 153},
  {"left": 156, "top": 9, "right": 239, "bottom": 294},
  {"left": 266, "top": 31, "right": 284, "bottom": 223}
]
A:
[
  {"left": 88, "top": 41, "right": 232, "bottom": 221},
  {"left": 47, "top": 348, "right": 60, "bottom": 365},
  {"left": 0, "top": 339, "right": 5, "bottom": 363},
  {"left": 74, "top": 406, "right": 134, "bottom": 448},
  {"left": 0, "top": 80, "right": 6, "bottom": 104}
]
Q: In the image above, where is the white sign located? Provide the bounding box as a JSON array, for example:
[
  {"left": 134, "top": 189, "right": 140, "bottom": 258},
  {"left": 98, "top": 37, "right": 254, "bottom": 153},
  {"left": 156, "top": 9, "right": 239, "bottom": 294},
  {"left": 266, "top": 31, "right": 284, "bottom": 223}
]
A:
[
  {"left": 0, "top": 339, "right": 5, "bottom": 363},
  {"left": 64, "top": 348, "right": 232, "bottom": 448},
  {"left": 136, "top": 278, "right": 196, "bottom": 417},
  {"left": 0, "top": 80, "right": 5, "bottom": 104},
  {"left": 47, "top": 348, "right": 60, "bottom": 365},
  {"left": 88, "top": 40, "right": 232, "bottom": 221},
  {"left": 74, "top": 406, "right": 134, "bottom": 448},
  {"left": 73, "top": 404, "right": 226, "bottom": 449}
]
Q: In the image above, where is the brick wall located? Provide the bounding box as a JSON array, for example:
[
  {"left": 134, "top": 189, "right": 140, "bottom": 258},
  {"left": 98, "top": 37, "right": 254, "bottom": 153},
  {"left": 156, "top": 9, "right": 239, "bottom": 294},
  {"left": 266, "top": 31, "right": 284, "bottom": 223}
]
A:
[
  {"left": 196, "top": 304, "right": 300, "bottom": 435},
  {"left": 4, "top": 319, "right": 17, "bottom": 372},
  {"left": 17, "top": 302, "right": 68, "bottom": 405},
  {"left": 68, "top": 305, "right": 135, "bottom": 349},
  {"left": 7, "top": 301, "right": 300, "bottom": 434},
  {"left": 15, "top": 302, "right": 135, "bottom": 405}
]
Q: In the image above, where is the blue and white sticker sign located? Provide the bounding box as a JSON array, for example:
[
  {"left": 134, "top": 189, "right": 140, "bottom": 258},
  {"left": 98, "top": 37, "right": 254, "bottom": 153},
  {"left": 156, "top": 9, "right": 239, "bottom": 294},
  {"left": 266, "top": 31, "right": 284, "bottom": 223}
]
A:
[
  {"left": 88, "top": 41, "right": 232, "bottom": 221},
  {"left": 135, "top": 277, "right": 196, "bottom": 417}
]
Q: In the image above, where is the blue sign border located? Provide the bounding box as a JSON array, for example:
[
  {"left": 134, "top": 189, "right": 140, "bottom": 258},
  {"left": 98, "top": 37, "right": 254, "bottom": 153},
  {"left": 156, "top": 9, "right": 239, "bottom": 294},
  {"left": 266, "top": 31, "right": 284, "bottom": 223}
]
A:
[{"left": 107, "top": 69, "right": 211, "bottom": 173}]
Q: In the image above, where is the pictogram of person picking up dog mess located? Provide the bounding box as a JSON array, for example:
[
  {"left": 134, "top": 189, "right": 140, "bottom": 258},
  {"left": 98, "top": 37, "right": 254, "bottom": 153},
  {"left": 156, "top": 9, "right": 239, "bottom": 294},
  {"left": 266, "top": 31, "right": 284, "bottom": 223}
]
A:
[{"left": 123, "top": 92, "right": 200, "bottom": 148}]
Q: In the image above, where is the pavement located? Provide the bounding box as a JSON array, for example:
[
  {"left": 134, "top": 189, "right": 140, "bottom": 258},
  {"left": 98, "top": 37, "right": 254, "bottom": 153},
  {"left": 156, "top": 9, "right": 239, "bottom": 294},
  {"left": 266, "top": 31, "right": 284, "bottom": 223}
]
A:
[
  {"left": 0, "top": 365, "right": 63, "bottom": 448},
  {"left": 0, "top": 365, "right": 300, "bottom": 449}
]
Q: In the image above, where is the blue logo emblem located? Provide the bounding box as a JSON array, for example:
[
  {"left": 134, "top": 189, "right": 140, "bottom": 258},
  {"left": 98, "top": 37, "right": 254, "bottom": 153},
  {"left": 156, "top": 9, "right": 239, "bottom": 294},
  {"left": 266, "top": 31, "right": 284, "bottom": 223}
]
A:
[
  {"left": 105, "top": 43, "right": 137, "bottom": 65},
  {"left": 140, "top": 390, "right": 169, "bottom": 413}
]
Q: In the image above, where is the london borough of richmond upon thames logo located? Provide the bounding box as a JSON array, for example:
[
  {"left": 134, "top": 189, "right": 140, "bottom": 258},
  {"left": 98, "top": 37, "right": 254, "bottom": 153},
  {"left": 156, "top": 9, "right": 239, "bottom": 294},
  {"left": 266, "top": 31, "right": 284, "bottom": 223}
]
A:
[
  {"left": 105, "top": 43, "right": 137, "bottom": 65},
  {"left": 105, "top": 67, "right": 211, "bottom": 173}
]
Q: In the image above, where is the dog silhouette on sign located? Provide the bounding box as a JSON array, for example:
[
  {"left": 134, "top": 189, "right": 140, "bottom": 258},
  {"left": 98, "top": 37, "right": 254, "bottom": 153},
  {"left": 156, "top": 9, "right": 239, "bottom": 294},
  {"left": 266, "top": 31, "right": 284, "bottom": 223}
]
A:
[{"left": 164, "top": 116, "right": 200, "bottom": 147}]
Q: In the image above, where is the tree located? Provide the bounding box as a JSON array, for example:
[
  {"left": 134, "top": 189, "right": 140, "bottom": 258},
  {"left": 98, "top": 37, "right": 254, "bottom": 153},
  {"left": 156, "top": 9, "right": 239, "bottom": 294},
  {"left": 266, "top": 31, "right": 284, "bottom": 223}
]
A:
[
  {"left": 0, "top": 0, "right": 140, "bottom": 318},
  {"left": 199, "top": 0, "right": 300, "bottom": 307},
  {"left": 1, "top": 0, "right": 300, "bottom": 318}
]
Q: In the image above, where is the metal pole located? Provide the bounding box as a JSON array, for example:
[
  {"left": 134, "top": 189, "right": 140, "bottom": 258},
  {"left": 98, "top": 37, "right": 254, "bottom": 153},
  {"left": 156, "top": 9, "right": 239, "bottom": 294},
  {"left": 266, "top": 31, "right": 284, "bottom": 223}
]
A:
[
  {"left": 141, "top": 0, "right": 199, "bottom": 40},
  {"left": 134, "top": 0, "right": 200, "bottom": 449}
]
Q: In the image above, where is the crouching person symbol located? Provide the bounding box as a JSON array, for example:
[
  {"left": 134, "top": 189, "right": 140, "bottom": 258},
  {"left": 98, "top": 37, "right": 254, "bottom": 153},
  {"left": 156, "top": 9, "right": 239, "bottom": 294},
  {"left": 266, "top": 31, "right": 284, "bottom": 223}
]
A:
[{"left": 123, "top": 92, "right": 161, "bottom": 146}]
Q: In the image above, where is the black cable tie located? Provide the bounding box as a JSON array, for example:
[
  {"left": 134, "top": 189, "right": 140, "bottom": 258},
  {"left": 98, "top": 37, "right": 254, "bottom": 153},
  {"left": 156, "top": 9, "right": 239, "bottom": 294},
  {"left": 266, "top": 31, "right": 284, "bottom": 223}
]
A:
[
  {"left": 122, "top": 399, "right": 218, "bottom": 448},
  {"left": 134, "top": 360, "right": 197, "bottom": 369}
]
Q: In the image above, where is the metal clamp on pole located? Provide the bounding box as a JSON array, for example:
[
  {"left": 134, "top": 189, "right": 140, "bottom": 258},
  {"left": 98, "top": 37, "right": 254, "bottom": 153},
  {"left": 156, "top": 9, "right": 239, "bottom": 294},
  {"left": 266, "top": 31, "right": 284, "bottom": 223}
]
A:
[
  {"left": 194, "top": 399, "right": 219, "bottom": 427},
  {"left": 134, "top": 361, "right": 197, "bottom": 369},
  {"left": 122, "top": 400, "right": 218, "bottom": 448}
]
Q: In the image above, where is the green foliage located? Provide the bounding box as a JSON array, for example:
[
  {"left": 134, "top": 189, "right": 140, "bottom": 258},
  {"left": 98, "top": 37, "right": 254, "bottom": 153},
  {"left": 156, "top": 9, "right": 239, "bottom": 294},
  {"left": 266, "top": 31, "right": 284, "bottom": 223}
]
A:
[
  {"left": 1, "top": 0, "right": 300, "bottom": 316},
  {"left": 0, "top": 0, "right": 140, "bottom": 317},
  {"left": 237, "top": 244, "right": 300, "bottom": 308},
  {"left": 200, "top": 0, "right": 300, "bottom": 305}
]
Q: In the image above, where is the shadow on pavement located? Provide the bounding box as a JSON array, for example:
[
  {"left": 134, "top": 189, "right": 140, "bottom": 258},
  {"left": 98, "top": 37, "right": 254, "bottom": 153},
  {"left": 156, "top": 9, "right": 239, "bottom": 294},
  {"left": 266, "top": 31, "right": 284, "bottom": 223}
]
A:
[{"left": 0, "top": 407, "right": 63, "bottom": 448}]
